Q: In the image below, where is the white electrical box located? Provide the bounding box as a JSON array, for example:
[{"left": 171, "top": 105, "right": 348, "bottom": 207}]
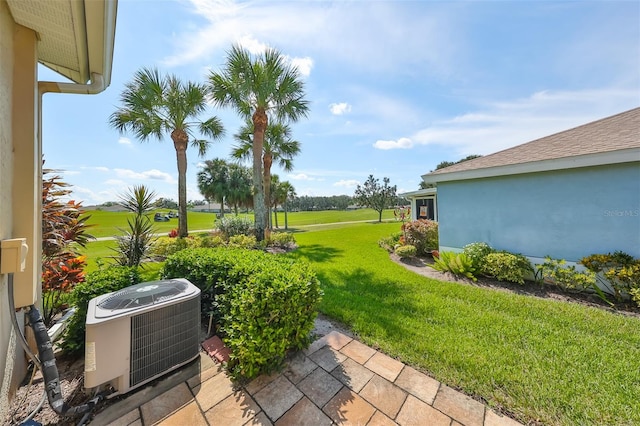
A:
[{"left": 1, "top": 238, "right": 28, "bottom": 274}]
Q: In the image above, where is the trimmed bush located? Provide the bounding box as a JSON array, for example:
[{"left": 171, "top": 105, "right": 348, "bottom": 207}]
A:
[
  {"left": 536, "top": 257, "right": 597, "bottom": 292},
  {"left": 152, "top": 236, "right": 202, "bottom": 258},
  {"left": 463, "top": 242, "right": 494, "bottom": 270},
  {"left": 228, "top": 234, "right": 258, "bottom": 249},
  {"left": 402, "top": 220, "right": 438, "bottom": 256},
  {"left": 483, "top": 252, "right": 532, "bottom": 285},
  {"left": 267, "top": 232, "right": 297, "bottom": 249},
  {"left": 395, "top": 244, "right": 417, "bottom": 258},
  {"left": 61, "top": 266, "right": 141, "bottom": 354},
  {"left": 162, "top": 248, "right": 322, "bottom": 379},
  {"left": 216, "top": 215, "right": 253, "bottom": 238}
]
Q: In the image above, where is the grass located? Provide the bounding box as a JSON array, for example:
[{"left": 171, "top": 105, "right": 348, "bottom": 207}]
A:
[
  {"left": 83, "top": 208, "right": 395, "bottom": 238},
  {"left": 287, "top": 222, "right": 640, "bottom": 426},
  {"left": 77, "top": 217, "right": 640, "bottom": 424}
]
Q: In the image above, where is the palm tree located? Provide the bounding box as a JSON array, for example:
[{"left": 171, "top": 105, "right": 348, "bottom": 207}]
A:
[
  {"left": 281, "top": 181, "right": 296, "bottom": 230},
  {"left": 226, "top": 163, "right": 253, "bottom": 215},
  {"left": 208, "top": 45, "right": 309, "bottom": 240},
  {"left": 109, "top": 67, "right": 224, "bottom": 237},
  {"left": 197, "top": 158, "right": 229, "bottom": 218},
  {"left": 232, "top": 120, "right": 300, "bottom": 230}
]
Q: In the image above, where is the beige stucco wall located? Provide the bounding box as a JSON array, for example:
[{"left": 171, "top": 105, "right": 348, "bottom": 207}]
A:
[{"left": 0, "top": 1, "right": 39, "bottom": 418}]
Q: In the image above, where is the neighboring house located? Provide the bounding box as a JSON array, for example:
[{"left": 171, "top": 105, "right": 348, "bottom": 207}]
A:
[
  {"left": 404, "top": 108, "right": 640, "bottom": 263},
  {"left": 0, "top": 0, "right": 116, "bottom": 417}
]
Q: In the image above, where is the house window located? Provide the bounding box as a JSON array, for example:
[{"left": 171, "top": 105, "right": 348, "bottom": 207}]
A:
[{"left": 415, "top": 197, "right": 436, "bottom": 221}]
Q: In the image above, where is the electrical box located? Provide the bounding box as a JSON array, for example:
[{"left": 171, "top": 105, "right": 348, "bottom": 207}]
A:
[{"left": 1, "top": 238, "right": 28, "bottom": 274}]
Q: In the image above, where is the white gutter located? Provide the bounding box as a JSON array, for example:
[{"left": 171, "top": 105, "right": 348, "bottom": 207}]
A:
[{"left": 38, "top": 72, "right": 106, "bottom": 96}]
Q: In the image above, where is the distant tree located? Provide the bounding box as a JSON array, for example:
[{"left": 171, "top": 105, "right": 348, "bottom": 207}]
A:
[
  {"left": 209, "top": 45, "right": 309, "bottom": 241},
  {"left": 354, "top": 175, "right": 397, "bottom": 222},
  {"left": 109, "top": 67, "right": 225, "bottom": 237},
  {"left": 226, "top": 163, "right": 253, "bottom": 215},
  {"left": 280, "top": 181, "right": 296, "bottom": 230},
  {"left": 419, "top": 181, "right": 435, "bottom": 189},
  {"left": 197, "top": 159, "right": 253, "bottom": 216},
  {"left": 433, "top": 154, "right": 482, "bottom": 171},
  {"left": 154, "top": 197, "right": 178, "bottom": 210}
]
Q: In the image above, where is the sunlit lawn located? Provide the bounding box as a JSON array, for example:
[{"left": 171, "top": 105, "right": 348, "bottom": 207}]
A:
[
  {"left": 78, "top": 218, "right": 640, "bottom": 425},
  {"left": 288, "top": 222, "right": 640, "bottom": 426}
]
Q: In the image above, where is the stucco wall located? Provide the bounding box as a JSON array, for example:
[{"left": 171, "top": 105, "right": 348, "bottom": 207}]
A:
[
  {"left": 0, "top": 0, "right": 16, "bottom": 418},
  {"left": 438, "top": 163, "right": 640, "bottom": 261}
]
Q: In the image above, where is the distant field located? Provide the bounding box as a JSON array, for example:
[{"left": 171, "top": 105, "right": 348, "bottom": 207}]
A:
[{"left": 82, "top": 208, "right": 397, "bottom": 238}]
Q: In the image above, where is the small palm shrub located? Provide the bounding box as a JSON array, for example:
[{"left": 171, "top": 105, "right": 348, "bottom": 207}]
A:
[
  {"left": 216, "top": 215, "right": 253, "bottom": 238},
  {"left": 483, "top": 252, "right": 533, "bottom": 285},
  {"left": 61, "top": 266, "right": 141, "bottom": 354},
  {"left": 462, "top": 242, "right": 494, "bottom": 271},
  {"left": 395, "top": 244, "right": 417, "bottom": 258},
  {"left": 402, "top": 220, "right": 438, "bottom": 256},
  {"left": 431, "top": 251, "right": 477, "bottom": 281},
  {"left": 111, "top": 185, "right": 157, "bottom": 267}
]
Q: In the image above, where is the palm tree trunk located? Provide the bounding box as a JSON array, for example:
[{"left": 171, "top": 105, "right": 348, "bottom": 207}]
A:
[
  {"left": 172, "top": 129, "right": 189, "bottom": 237},
  {"left": 252, "top": 109, "right": 267, "bottom": 241},
  {"left": 284, "top": 206, "right": 288, "bottom": 230},
  {"left": 263, "top": 151, "right": 273, "bottom": 236},
  {"left": 274, "top": 204, "right": 279, "bottom": 228}
]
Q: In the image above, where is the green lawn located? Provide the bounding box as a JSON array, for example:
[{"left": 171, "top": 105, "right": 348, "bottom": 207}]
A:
[
  {"left": 288, "top": 222, "right": 640, "bottom": 426},
  {"left": 78, "top": 218, "right": 640, "bottom": 424},
  {"left": 83, "top": 208, "right": 395, "bottom": 238}
]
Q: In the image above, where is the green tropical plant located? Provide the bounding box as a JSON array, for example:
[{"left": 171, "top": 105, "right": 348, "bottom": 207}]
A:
[
  {"left": 581, "top": 251, "right": 640, "bottom": 304},
  {"left": 395, "top": 244, "right": 417, "bottom": 258},
  {"left": 431, "top": 251, "right": 477, "bottom": 281},
  {"left": 482, "top": 252, "right": 532, "bottom": 284},
  {"left": 41, "top": 168, "right": 93, "bottom": 326},
  {"left": 536, "top": 257, "right": 597, "bottom": 292},
  {"left": 462, "top": 242, "right": 494, "bottom": 271},
  {"left": 402, "top": 219, "right": 439, "bottom": 256},
  {"left": 208, "top": 44, "right": 309, "bottom": 241},
  {"left": 109, "top": 67, "right": 225, "bottom": 237},
  {"left": 111, "top": 185, "right": 157, "bottom": 267},
  {"left": 281, "top": 181, "right": 296, "bottom": 230}
]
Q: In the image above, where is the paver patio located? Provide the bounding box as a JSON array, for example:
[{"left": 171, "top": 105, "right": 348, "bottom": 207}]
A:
[{"left": 90, "top": 330, "right": 523, "bottom": 426}]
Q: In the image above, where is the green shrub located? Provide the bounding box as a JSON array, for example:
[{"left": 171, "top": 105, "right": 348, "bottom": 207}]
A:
[
  {"left": 462, "top": 242, "right": 494, "bottom": 270},
  {"left": 378, "top": 231, "right": 403, "bottom": 252},
  {"left": 395, "top": 244, "right": 417, "bottom": 258},
  {"left": 402, "top": 220, "right": 438, "bottom": 256},
  {"left": 483, "top": 252, "right": 532, "bottom": 285},
  {"left": 581, "top": 251, "right": 640, "bottom": 303},
  {"left": 152, "top": 236, "right": 202, "bottom": 258},
  {"left": 162, "top": 248, "right": 321, "bottom": 379},
  {"left": 536, "top": 257, "right": 597, "bottom": 292},
  {"left": 60, "top": 266, "right": 141, "bottom": 354},
  {"left": 216, "top": 216, "right": 253, "bottom": 238},
  {"left": 199, "top": 235, "right": 226, "bottom": 248},
  {"left": 267, "top": 232, "right": 297, "bottom": 249},
  {"left": 431, "top": 251, "right": 477, "bottom": 281},
  {"left": 228, "top": 234, "right": 258, "bottom": 249}
]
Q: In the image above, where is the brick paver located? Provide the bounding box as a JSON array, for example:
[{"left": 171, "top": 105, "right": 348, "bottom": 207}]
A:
[
  {"left": 332, "top": 357, "right": 375, "bottom": 393},
  {"left": 323, "top": 330, "right": 353, "bottom": 350},
  {"left": 323, "top": 387, "right": 376, "bottom": 425},
  {"left": 433, "top": 384, "right": 485, "bottom": 426},
  {"left": 309, "top": 345, "right": 347, "bottom": 372},
  {"left": 140, "top": 382, "right": 194, "bottom": 425},
  {"left": 203, "top": 392, "right": 261, "bottom": 426},
  {"left": 396, "top": 395, "right": 451, "bottom": 426},
  {"left": 485, "top": 409, "right": 524, "bottom": 426},
  {"left": 155, "top": 401, "right": 207, "bottom": 425},
  {"left": 193, "top": 369, "right": 235, "bottom": 412},
  {"left": 275, "top": 397, "right": 333, "bottom": 426},
  {"left": 359, "top": 375, "right": 407, "bottom": 419},
  {"left": 340, "top": 339, "right": 377, "bottom": 364},
  {"left": 365, "top": 352, "right": 405, "bottom": 382},
  {"left": 297, "top": 367, "right": 344, "bottom": 407},
  {"left": 368, "top": 410, "right": 399, "bottom": 426},
  {"left": 253, "top": 375, "right": 303, "bottom": 421},
  {"left": 394, "top": 365, "right": 440, "bottom": 405},
  {"left": 284, "top": 352, "right": 318, "bottom": 384}
]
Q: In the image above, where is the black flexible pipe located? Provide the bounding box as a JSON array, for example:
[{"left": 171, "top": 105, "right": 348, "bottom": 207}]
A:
[{"left": 26, "top": 306, "right": 103, "bottom": 416}]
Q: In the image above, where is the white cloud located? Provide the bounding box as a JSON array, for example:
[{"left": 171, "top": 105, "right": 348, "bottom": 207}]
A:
[
  {"left": 113, "top": 168, "right": 177, "bottom": 183},
  {"left": 333, "top": 179, "right": 360, "bottom": 188},
  {"left": 329, "top": 102, "right": 352, "bottom": 115},
  {"left": 237, "top": 35, "right": 268, "bottom": 54},
  {"left": 373, "top": 138, "right": 414, "bottom": 150},
  {"left": 289, "top": 173, "right": 318, "bottom": 181},
  {"left": 118, "top": 137, "right": 132, "bottom": 145},
  {"left": 289, "top": 56, "right": 313, "bottom": 77}
]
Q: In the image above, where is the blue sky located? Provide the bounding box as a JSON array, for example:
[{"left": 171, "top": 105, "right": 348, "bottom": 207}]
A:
[{"left": 42, "top": 0, "right": 640, "bottom": 206}]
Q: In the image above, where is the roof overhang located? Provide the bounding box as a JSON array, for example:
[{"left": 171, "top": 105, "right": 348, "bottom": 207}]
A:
[
  {"left": 422, "top": 148, "right": 640, "bottom": 184},
  {"left": 7, "top": 0, "right": 117, "bottom": 88},
  {"left": 400, "top": 188, "right": 437, "bottom": 198}
]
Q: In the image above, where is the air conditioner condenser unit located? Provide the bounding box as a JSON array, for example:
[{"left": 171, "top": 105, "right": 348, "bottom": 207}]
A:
[{"left": 84, "top": 278, "right": 201, "bottom": 395}]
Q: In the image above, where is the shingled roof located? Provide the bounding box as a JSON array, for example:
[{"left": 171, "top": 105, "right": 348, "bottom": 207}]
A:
[{"left": 423, "top": 107, "right": 640, "bottom": 182}]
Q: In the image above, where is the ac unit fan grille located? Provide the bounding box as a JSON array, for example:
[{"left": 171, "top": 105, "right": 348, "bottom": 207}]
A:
[{"left": 130, "top": 296, "right": 200, "bottom": 387}]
